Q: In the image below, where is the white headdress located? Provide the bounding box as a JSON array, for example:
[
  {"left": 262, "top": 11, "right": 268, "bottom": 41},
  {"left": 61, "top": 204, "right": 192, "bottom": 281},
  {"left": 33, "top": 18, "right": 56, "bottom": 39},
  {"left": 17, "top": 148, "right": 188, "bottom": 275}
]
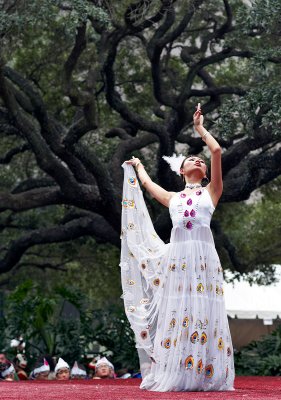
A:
[
  {"left": 71, "top": 361, "right": 87, "bottom": 377},
  {"left": 1, "top": 363, "right": 15, "bottom": 378},
  {"left": 55, "top": 357, "right": 70, "bottom": 373},
  {"left": 162, "top": 153, "right": 186, "bottom": 176},
  {"left": 33, "top": 358, "right": 50, "bottom": 376},
  {"left": 96, "top": 357, "right": 114, "bottom": 370}
]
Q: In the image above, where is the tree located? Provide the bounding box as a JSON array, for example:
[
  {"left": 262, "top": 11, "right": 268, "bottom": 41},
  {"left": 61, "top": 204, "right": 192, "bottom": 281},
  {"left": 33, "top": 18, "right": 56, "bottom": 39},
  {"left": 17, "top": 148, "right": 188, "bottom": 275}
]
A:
[{"left": 0, "top": 0, "right": 280, "bottom": 278}]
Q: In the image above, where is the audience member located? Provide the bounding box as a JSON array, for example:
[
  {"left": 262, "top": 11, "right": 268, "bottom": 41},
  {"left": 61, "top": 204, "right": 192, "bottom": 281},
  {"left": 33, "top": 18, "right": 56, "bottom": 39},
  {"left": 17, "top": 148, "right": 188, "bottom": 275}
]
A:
[
  {"left": 93, "top": 357, "right": 115, "bottom": 379},
  {"left": 71, "top": 361, "right": 87, "bottom": 379},
  {"left": 55, "top": 358, "right": 70, "bottom": 380},
  {"left": 29, "top": 358, "right": 50, "bottom": 380}
]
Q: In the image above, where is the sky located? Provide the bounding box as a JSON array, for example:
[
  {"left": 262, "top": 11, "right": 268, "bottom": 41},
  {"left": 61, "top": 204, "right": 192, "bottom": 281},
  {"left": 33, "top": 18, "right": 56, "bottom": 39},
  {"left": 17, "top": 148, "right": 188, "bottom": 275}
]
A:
[{"left": 224, "top": 265, "right": 281, "bottom": 319}]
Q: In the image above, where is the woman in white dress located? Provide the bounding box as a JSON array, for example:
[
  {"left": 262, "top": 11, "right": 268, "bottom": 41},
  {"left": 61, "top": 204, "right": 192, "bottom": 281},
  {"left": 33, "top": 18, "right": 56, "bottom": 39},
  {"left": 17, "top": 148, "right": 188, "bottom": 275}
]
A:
[{"left": 120, "top": 105, "right": 235, "bottom": 392}]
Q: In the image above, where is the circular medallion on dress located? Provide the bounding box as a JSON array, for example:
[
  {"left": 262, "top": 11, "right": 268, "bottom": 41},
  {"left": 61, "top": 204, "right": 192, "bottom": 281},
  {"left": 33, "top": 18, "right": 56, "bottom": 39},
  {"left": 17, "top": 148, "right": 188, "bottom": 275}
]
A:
[
  {"left": 197, "top": 359, "right": 203, "bottom": 374},
  {"left": 197, "top": 283, "right": 204, "bottom": 293},
  {"left": 180, "top": 193, "right": 186, "bottom": 198},
  {"left": 127, "top": 279, "right": 135, "bottom": 285},
  {"left": 200, "top": 332, "right": 207, "bottom": 345},
  {"left": 128, "top": 177, "right": 137, "bottom": 187},
  {"left": 169, "top": 318, "right": 176, "bottom": 328},
  {"left": 140, "top": 331, "right": 148, "bottom": 340},
  {"left": 190, "top": 331, "right": 199, "bottom": 344},
  {"left": 205, "top": 364, "right": 214, "bottom": 378},
  {"left": 185, "top": 355, "right": 194, "bottom": 370},
  {"left": 187, "top": 198, "right": 192, "bottom": 206},
  {"left": 163, "top": 338, "right": 171, "bottom": 349},
  {"left": 184, "top": 210, "right": 189, "bottom": 217},
  {"left": 169, "top": 263, "right": 176, "bottom": 271},
  {"left": 227, "top": 347, "right": 232, "bottom": 356},
  {"left": 153, "top": 278, "right": 160, "bottom": 286},
  {"left": 182, "top": 317, "right": 189, "bottom": 328},
  {"left": 127, "top": 222, "right": 135, "bottom": 230},
  {"left": 141, "top": 263, "right": 147, "bottom": 270},
  {"left": 181, "top": 262, "right": 187, "bottom": 270},
  {"left": 127, "top": 306, "right": 136, "bottom": 312},
  {"left": 218, "top": 337, "right": 224, "bottom": 350},
  {"left": 140, "top": 298, "right": 149, "bottom": 304},
  {"left": 196, "top": 190, "right": 202, "bottom": 195}
]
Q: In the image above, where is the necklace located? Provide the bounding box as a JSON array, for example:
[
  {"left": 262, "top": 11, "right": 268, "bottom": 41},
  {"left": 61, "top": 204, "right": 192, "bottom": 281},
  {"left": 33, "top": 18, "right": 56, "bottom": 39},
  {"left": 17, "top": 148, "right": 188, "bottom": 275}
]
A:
[{"left": 185, "top": 183, "right": 202, "bottom": 189}]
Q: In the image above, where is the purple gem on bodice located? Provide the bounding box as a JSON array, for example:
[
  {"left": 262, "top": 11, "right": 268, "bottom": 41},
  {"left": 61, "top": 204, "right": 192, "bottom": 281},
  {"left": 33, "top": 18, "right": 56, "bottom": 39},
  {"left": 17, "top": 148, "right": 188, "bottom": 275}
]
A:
[
  {"left": 196, "top": 190, "right": 202, "bottom": 195},
  {"left": 186, "top": 221, "right": 193, "bottom": 230},
  {"left": 184, "top": 210, "right": 189, "bottom": 217},
  {"left": 180, "top": 193, "right": 186, "bottom": 198},
  {"left": 187, "top": 198, "right": 192, "bottom": 206},
  {"left": 190, "top": 209, "right": 196, "bottom": 217}
]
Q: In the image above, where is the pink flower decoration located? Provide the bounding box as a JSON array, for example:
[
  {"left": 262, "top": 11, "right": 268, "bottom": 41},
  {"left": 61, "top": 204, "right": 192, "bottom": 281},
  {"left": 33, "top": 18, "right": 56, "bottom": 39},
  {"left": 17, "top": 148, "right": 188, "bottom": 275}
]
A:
[
  {"left": 196, "top": 190, "right": 202, "bottom": 195},
  {"left": 180, "top": 193, "right": 186, "bottom": 198},
  {"left": 186, "top": 221, "right": 193, "bottom": 230},
  {"left": 187, "top": 198, "right": 192, "bottom": 206},
  {"left": 184, "top": 210, "right": 189, "bottom": 217},
  {"left": 190, "top": 209, "right": 196, "bottom": 217}
]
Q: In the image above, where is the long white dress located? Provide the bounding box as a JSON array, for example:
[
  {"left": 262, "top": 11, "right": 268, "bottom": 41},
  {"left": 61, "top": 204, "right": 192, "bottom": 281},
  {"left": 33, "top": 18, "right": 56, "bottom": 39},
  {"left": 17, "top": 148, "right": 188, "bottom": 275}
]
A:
[{"left": 120, "top": 163, "right": 235, "bottom": 392}]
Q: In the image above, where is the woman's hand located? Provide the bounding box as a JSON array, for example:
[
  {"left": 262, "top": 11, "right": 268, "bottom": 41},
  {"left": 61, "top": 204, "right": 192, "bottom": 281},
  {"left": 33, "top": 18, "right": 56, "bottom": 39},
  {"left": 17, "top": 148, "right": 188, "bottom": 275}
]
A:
[
  {"left": 193, "top": 103, "right": 204, "bottom": 129},
  {"left": 125, "top": 156, "right": 141, "bottom": 168}
]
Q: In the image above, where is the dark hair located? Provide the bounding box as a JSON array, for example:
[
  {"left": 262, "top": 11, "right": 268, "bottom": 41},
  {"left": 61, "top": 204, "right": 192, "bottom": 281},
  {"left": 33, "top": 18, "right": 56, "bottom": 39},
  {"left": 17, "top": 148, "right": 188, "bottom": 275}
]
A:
[{"left": 180, "top": 155, "right": 209, "bottom": 186}]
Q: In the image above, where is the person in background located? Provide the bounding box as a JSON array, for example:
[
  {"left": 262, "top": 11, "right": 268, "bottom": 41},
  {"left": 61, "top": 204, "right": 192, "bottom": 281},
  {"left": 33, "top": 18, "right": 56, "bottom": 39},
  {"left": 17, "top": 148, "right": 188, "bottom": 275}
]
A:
[
  {"left": 0, "top": 352, "right": 19, "bottom": 381},
  {"left": 0, "top": 361, "right": 16, "bottom": 381},
  {"left": 55, "top": 357, "right": 70, "bottom": 380},
  {"left": 71, "top": 361, "right": 87, "bottom": 379},
  {"left": 29, "top": 358, "right": 50, "bottom": 380},
  {"left": 13, "top": 353, "right": 28, "bottom": 380},
  {"left": 93, "top": 357, "right": 115, "bottom": 379}
]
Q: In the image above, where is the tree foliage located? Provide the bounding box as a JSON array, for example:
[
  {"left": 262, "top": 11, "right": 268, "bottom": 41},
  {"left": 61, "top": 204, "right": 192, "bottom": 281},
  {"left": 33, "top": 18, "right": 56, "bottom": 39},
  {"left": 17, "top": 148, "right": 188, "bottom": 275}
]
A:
[
  {"left": 1, "top": 280, "right": 138, "bottom": 370},
  {"left": 0, "top": 0, "right": 280, "bottom": 281}
]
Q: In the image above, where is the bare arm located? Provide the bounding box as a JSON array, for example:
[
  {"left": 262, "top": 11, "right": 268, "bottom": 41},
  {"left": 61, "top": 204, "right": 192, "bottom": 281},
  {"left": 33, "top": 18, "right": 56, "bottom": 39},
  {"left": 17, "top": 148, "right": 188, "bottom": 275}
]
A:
[
  {"left": 125, "top": 157, "right": 175, "bottom": 207},
  {"left": 194, "top": 105, "right": 223, "bottom": 206}
]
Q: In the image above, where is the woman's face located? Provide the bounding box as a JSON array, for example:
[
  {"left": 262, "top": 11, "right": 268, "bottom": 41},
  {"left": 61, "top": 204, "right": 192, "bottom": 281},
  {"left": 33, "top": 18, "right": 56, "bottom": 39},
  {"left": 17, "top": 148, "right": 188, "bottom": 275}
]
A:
[{"left": 180, "top": 156, "right": 207, "bottom": 179}]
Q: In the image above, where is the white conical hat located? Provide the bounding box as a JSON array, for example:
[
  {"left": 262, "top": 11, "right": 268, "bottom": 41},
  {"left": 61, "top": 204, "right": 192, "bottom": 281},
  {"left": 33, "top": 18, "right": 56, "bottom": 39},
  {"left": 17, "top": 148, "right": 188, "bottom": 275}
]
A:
[
  {"left": 71, "top": 361, "right": 86, "bottom": 376},
  {"left": 33, "top": 358, "right": 50, "bottom": 375},
  {"left": 55, "top": 357, "right": 70, "bottom": 373},
  {"left": 1, "top": 363, "right": 15, "bottom": 378},
  {"left": 95, "top": 357, "right": 114, "bottom": 370}
]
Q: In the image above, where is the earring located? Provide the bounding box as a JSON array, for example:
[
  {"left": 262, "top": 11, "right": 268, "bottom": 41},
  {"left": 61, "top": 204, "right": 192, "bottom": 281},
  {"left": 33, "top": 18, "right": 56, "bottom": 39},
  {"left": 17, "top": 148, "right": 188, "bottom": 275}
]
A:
[{"left": 201, "top": 176, "right": 209, "bottom": 186}]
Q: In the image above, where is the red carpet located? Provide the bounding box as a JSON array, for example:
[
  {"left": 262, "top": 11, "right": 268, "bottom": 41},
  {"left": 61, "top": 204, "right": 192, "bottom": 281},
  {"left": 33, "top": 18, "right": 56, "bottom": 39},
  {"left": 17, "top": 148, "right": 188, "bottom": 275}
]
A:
[{"left": 1, "top": 377, "right": 280, "bottom": 399}]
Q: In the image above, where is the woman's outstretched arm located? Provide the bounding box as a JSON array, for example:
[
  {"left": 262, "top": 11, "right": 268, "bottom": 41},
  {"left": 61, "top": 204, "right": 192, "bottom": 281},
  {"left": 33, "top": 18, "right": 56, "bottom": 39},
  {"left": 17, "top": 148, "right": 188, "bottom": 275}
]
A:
[
  {"left": 125, "top": 157, "right": 175, "bottom": 207},
  {"left": 193, "top": 104, "right": 223, "bottom": 207}
]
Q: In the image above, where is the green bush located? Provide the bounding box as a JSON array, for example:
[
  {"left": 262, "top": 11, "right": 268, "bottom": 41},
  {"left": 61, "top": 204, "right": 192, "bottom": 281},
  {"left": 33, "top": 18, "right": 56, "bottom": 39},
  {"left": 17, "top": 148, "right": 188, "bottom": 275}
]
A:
[
  {"left": 1, "top": 281, "right": 139, "bottom": 371},
  {"left": 235, "top": 324, "right": 281, "bottom": 376}
]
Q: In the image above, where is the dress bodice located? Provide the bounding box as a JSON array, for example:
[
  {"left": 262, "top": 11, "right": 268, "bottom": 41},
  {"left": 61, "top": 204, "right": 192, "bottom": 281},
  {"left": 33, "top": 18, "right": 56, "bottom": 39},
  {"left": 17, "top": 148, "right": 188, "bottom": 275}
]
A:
[{"left": 169, "top": 188, "right": 215, "bottom": 244}]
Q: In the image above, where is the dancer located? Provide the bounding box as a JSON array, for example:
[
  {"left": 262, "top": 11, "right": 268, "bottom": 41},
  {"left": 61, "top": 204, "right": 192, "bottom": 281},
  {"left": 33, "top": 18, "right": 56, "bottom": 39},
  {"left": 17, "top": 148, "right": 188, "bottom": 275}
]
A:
[{"left": 120, "top": 104, "right": 235, "bottom": 391}]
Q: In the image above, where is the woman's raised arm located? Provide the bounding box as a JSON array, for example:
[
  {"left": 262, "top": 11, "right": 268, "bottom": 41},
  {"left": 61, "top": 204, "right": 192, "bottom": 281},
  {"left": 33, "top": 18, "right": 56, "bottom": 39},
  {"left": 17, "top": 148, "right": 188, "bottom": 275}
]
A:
[
  {"left": 193, "top": 104, "right": 223, "bottom": 206},
  {"left": 125, "top": 157, "right": 175, "bottom": 207}
]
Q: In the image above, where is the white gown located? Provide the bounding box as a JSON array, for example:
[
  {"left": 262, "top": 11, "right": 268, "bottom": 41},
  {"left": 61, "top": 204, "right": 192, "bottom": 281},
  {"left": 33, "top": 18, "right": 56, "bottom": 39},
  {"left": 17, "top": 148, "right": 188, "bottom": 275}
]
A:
[{"left": 120, "top": 163, "right": 235, "bottom": 392}]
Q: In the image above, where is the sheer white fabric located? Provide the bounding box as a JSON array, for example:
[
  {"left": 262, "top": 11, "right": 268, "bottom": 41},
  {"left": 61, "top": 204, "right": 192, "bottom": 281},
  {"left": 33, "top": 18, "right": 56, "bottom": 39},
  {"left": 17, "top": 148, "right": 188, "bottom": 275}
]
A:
[{"left": 120, "top": 163, "right": 235, "bottom": 392}]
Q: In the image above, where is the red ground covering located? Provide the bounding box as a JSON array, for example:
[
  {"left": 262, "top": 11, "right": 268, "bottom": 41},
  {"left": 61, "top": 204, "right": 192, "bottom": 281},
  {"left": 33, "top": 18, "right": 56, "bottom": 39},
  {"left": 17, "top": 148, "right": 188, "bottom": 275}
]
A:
[{"left": 1, "top": 377, "right": 280, "bottom": 400}]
